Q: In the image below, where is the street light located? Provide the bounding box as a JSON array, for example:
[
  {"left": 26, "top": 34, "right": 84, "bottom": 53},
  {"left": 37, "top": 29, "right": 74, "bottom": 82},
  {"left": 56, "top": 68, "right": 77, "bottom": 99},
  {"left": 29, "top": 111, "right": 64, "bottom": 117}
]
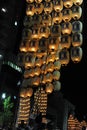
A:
[{"left": 1, "top": 93, "right": 6, "bottom": 99}]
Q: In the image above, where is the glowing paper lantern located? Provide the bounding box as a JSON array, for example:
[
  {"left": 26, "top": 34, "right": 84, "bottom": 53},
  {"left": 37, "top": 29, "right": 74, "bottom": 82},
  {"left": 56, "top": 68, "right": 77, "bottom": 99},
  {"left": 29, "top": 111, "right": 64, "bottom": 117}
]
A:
[
  {"left": 26, "top": 4, "right": 34, "bottom": 16},
  {"left": 72, "top": 5, "right": 82, "bottom": 20},
  {"left": 24, "top": 54, "right": 35, "bottom": 68},
  {"left": 52, "top": 11, "right": 62, "bottom": 24},
  {"left": 62, "top": 9, "right": 72, "bottom": 22},
  {"left": 63, "top": 0, "right": 73, "bottom": 8},
  {"left": 73, "top": 0, "right": 83, "bottom": 6},
  {"left": 42, "top": 14, "right": 52, "bottom": 26},
  {"left": 53, "top": 81, "right": 61, "bottom": 91},
  {"left": 70, "top": 46, "right": 83, "bottom": 63},
  {"left": 72, "top": 21, "right": 83, "bottom": 33},
  {"left": 60, "top": 34, "right": 71, "bottom": 49},
  {"left": 26, "top": 88, "right": 33, "bottom": 97},
  {"left": 45, "top": 83, "right": 54, "bottom": 94},
  {"left": 34, "top": 3, "right": 44, "bottom": 14},
  {"left": 53, "top": 0, "right": 63, "bottom": 12},
  {"left": 44, "top": 2, "right": 53, "bottom": 14},
  {"left": 26, "top": 0, "right": 34, "bottom": 3},
  {"left": 53, "top": 70, "right": 60, "bottom": 80},
  {"left": 72, "top": 33, "right": 83, "bottom": 47},
  {"left": 61, "top": 22, "right": 72, "bottom": 35},
  {"left": 59, "top": 49, "right": 70, "bottom": 66}
]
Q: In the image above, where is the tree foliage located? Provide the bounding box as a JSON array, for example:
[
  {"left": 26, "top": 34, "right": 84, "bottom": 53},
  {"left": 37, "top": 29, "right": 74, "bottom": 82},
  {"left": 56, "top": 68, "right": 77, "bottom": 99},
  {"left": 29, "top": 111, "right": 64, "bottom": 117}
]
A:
[{"left": 0, "top": 96, "right": 14, "bottom": 126}]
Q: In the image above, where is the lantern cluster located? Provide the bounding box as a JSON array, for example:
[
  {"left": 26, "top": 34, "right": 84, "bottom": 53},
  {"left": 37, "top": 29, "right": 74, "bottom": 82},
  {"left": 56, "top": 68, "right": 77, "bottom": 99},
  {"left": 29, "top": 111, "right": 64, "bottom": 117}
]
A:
[
  {"left": 68, "top": 114, "right": 87, "bottom": 130},
  {"left": 16, "top": 0, "right": 83, "bottom": 126},
  {"left": 16, "top": 95, "right": 30, "bottom": 125},
  {"left": 33, "top": 87, "right": 47, "bottom": 116},
  {"left": 18, "top": 52, "right": 61, "bottom": 90}
]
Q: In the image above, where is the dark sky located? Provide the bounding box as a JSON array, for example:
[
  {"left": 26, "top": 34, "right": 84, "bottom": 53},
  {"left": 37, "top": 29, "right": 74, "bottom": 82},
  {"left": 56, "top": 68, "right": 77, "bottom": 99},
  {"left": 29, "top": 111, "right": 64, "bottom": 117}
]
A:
[{"left": 60, "top": 32, "right": 87, "bottom": 121}]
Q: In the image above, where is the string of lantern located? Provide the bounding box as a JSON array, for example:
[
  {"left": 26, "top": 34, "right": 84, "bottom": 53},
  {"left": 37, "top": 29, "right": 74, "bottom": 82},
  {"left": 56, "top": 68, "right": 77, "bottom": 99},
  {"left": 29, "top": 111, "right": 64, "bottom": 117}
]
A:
[{"left": 16, "top": 0, "right": 83, "bottom": 126}]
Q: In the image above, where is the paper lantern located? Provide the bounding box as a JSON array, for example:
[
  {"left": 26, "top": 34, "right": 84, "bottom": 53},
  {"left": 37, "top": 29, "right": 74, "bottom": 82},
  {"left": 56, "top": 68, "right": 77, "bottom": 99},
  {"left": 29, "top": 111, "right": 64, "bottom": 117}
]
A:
[
  {"left": 54, "top": 60, "right": 61, "bottom": 70},
  {"left": 32, "top": 76, "right": 40, "bottom": 86},
  {"left": 40, "top": 26, "right": 50, "bottom": 38},
  {"left": 44, "top": 2, "right": 53, "bottom": 14},
  {"left": 34, "top": 3, "right": 44, "bottom": 14},
  {"left": 73, "top": 0, "right": 83, "bottom": 5},
  {"left": 53, "top": 70, "right": 60, "bottom": 80},
  {"left": 31, "top": 27, "right": 40, "bottom": 39},
  {"left": 51, "top": 25, "right": 61, "bottom": 37},
  {"left": 42, "top": 55, "right": 47, "bottom": 64},
  {"left": 22, "top": 28, "right": 32, "bottom": 41},
  {"left": 32, "top": 14, "right": 42, "bottom": 25},
  {"left": 20, "top": 89, "right": 27, "bottom": 98},
  {"left": 38, "top": 38, "right": 48, "bottom": 51},
  {"left": 53, "top": 81, "right": 61, "bottom": 91},
  {"left": 24, "top": 69, "right": 30, "bottom": 78},
  {"left": 48, "top": 36, "right": 59, "bottom": 52},
  {"left": 21, "top": 79, "right": 29, "bottom": 87},
  {"left": 27, "top": 69, "right": 34, "bottom": 77},
  {"left": 63, "top": 0, "right": 73, "bottom": 8},
  {"left": 52, "top": 11, "right": 62, "bottom": 24},
  {"left": 62, "top": 9, "right": 72, "bottom": 22},
  {"left": 53, "top": 0, "right": 63, "bottom": 12},
  {"left": 35, "top": 0, "right": 43, "bottom": 3},
  {"left": 45, "top": 73, "right": 53, "bottom": 83},
  {"left": 60, "top": 34, "right": 71, "bottom": 49},
  {"left": 27, "top": 78, "right": 33, "bottom": 86},
  {"left": 26, "top": 88, "right": 33, "bottom": 97},
  {"left": 61, "top": 22, "right": 72, "bottom": 35},
  {"left": 35, "top": 57, "right": 43, "bottom": 67},
  {"left": 36, "top": 50, "right": 47, "bottom": 58},
  {"left": 72, "top": 33, "right": 83, "bottom": 47},
  {"left": 46, "top": 62, "right": 54, "bottom": 72},
  {"left": 41, "top": 64, "right": 47, "bottom": 74},
  {"left": 34, "top": 67, "right": 41, "bottom": 76},
  {"left": 26, "top": 0, "right": 34, "bottom": 3},
  {"left": 26, "top": 4, "right": 34, "bottom": 16},
  {"left": 42, "top": 14, "right": 52, "bottom": 26},
  {"left": 24, "top": 54, "right": 35, "bottom": 68},
  {"left": 47, "top": 54, "right": 55, "bottom": 63},
  {"left": 40, "top": 75, "right": 46, "bottom": 84},
  {"left": 27, "top": 39, "right": 38, "bottom": 52},
  {"left": 70, "top": 46, "right": 83, "bottom": 63},
  {"left": 45, "top": 83, "right": 54, "bottom": 94},
  {"left": 19, "top": 40, "right": 28, "bottom": 53},
  {"left": 59, "top": 49, "right": 70, "bottom": 65},
  {"left": 72, "top": 5, "right": 82, "bottom": 20},
  {"left": 54, "top": 51, "right": 60, "bottom": 61},
  {"left": 72, "top": 21, "right": 83, "bottom": 33},
  {"left": 23, "top": 16, "right": 33, "bottom": 27}
]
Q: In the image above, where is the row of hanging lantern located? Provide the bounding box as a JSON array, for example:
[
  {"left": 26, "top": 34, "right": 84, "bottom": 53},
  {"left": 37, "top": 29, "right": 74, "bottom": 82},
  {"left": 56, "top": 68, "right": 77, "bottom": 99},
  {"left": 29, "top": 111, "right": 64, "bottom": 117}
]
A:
[
  {"left": 17, "top": 52, "right": 61, "bottom": 69},
  {"left": 68, "top": 114, "right": 87, "bottom": 130},
  {"left": 16, "top": 0, "right": 83, "bottom": 125},
  {"left": 25, "top": 0, "right": 83, "bottom": 16},
  {"left": 33, "top": 87, "right": 47, "bottom": 115},
  {"left": 22, "top": 71, "right": 60, "bottom": 86},
  {"left": 24, "top": 6, "right": 82, "bottom": 27},
  {"left": 26, "top": 0, "right": 83, "bottom": 5},
  {"left": 16, "top": 96, "right": 31, "bottom": 125},
  {"left": 21, "top": 21, "right": 82, "bottom": 41}
]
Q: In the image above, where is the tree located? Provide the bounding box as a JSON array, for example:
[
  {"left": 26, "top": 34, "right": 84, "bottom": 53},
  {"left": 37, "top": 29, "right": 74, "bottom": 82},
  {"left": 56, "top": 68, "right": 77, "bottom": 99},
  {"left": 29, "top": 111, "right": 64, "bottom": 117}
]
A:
[{"left": 0, "top": 96, "right": 14, "bottom": 126}]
